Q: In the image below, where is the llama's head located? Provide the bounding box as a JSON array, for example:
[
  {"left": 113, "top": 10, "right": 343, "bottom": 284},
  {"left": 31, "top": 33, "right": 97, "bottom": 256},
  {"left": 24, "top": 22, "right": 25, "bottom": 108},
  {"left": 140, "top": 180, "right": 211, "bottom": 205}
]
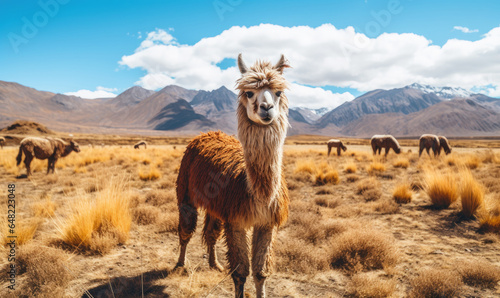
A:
[
  {"left": 236, "top": 54, "right": 290, "bottom": 125},
  {"left": 70, "top": 140, "right": 81, "bottom": 153}
]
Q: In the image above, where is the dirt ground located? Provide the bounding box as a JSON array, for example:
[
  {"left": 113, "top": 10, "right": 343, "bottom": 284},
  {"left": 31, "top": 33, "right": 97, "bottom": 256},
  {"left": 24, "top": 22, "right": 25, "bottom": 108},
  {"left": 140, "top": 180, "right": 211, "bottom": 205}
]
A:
[{"left": 0, "top": 140, "right": 499, "bottom": 297}]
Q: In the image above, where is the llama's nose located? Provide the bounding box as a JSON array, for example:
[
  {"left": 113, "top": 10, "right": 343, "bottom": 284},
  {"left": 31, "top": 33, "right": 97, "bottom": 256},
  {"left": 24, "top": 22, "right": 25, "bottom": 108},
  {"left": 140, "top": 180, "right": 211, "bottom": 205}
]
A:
[{"left": 260, "top": 103, "right": 274, "bottom": 111}]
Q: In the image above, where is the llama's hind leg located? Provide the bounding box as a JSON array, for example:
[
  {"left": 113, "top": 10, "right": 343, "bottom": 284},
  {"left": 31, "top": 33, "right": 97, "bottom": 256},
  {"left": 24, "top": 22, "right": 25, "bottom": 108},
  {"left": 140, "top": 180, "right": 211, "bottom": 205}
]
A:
[
  {"left": 224, "top": 223, "right": 249, "bottom": 298},
  {"left": 176, "top": 202, "right": 198, "bottom": 268},
  {"left": 24, "top": 155, "right": 33, "bottom": 177},
  {"left": 203, "top": 214, "right": 224, "bottom": 271},
  {"left": 252, "top": 225, "right": 275, "bottom": 298}
]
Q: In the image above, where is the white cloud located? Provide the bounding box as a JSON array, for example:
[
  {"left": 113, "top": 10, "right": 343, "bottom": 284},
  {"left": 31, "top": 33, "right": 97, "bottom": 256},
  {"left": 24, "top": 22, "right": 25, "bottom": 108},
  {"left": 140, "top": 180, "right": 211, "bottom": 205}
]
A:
[
  {"left": 288, "top": 83, "right": 354, "bottom": 109},
  {"left": 120, "top": 25, "right": 500, "bottom": 109},
  {"left": 453, "top": 26, "right": 479, "bottom": 34},
  {"left": 65, "top": 86, "right": 118, "bottom": 99}
]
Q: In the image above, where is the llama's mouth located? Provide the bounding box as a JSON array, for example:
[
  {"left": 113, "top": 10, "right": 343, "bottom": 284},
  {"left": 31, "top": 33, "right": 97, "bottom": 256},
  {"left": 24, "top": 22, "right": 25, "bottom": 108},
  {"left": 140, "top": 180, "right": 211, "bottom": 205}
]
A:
[{"left": 260, "top": 116, "right": 273, "bottom": 124}]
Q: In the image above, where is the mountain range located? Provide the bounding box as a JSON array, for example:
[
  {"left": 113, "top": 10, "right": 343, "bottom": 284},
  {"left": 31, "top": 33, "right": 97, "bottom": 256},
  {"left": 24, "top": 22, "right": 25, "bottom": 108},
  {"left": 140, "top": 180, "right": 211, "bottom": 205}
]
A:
[{"left": 0, "top": 80, "right": 499, "bottom": 137}]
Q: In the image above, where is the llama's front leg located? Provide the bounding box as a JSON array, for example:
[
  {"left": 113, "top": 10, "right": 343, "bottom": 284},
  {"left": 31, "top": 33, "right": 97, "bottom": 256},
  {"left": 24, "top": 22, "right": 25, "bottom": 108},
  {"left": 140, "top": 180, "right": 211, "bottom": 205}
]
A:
[
  {"left": 176, "top": 203, "right": 198, "bottom": 268},
  {"left": 203, "top": 214, "right": 224, "bottom": 271},
  {"left": 224, "top": 223, "right": 249, "bottom": 298},
  {"left": 24, "top": 155, "right": 33, "bottom": 177},
  {"left": 252, "top": 225, "right": 275, "bottom": 298},
  {"left": 327, "top": 146, "right": 331, "bottom": 156}
]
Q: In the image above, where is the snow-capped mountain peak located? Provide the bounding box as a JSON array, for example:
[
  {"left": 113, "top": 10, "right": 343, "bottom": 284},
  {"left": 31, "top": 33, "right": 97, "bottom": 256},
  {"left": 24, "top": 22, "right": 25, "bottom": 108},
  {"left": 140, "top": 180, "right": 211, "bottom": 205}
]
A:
[{"left": 408, "top": 83, "right": 472, "bottom": 99}]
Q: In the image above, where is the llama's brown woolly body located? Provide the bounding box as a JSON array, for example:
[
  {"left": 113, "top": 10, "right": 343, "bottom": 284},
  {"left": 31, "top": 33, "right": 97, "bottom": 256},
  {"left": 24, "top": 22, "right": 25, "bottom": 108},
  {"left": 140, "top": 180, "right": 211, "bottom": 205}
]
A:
[
  {"left": 16, "top": 137, "right": 80, "bottom": 176},
  {"left": 439, "top": 136, "right": 452, "bottom": 155},
  {"left": 177, "top": 131, "right": 288, "bottom": 228},
  {"left": 371, "top": 135, "right": 401, "bottom": 156},
  {"left": 134, "top": 140, "right": 147, "bottom": 149},
  {"left": 419, "top": 134, "right": 441, "bottom": 157},
  {"left": 327, "top": 139, "right": 347, "bottom": 156}
]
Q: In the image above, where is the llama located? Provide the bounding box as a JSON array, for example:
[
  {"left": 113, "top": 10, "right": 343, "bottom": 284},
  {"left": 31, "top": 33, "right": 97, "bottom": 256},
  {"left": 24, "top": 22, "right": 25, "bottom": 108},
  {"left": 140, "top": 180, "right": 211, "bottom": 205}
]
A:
[
  {"left": 16, "top": 137, "right": 80, "bottom": 177},
  {"left": 134, "top": 140, "right": 147, "bottom": 149},
  {"left": 419, "top": 134, "right": 440, "bottom": 157},
  {"left": 175, "top": 54, "right": 290, "bottom": 298},
  {"left": 0, "top": 136, "right": 5, "bottom": 149},
  {"left": 438, "top": 136, "right": 452, "bottom": 155},
  {"left": 327, "top": 139, "right": 347, "bottom": 156},
  {"left": 371, "top": 135, "right": 401, "bottom": 156}
]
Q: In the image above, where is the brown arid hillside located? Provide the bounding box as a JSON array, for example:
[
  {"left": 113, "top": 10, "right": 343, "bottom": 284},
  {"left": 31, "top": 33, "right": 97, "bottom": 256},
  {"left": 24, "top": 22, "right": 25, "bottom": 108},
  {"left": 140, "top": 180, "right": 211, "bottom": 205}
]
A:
[
  {"left": 0, "top": 139, "right": 499, "bottom": 297},
  {"left": 0, "top": 120, "right": 54, "bottom": 135}
]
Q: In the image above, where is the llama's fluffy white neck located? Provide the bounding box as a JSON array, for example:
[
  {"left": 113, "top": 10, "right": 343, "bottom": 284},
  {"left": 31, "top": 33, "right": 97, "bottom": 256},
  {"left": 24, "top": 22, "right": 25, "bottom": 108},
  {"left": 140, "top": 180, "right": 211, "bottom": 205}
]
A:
[{"left": 237, "top": 104, "right": 288, "bottom": 207}]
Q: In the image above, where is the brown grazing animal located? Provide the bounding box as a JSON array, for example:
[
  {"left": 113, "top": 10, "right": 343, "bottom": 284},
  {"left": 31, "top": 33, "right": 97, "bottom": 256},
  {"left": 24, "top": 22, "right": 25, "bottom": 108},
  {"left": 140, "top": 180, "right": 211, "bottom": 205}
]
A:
[
  {"left": 16, "top": 137, "right": 80, "bottom": 177},
  {"left": 438, "top": 136, "right": 452, "bottom": 155},
  {"left": 327, "top": 139, "right": 347, "bottom": 156},
  {"left": 0, "top": 136, "right": 5, "bottom": 149},
  {"left": 134, "top": 140, "right": 147, "bottom": 149},
  {"left": 371, "top": 135, "right": 401, "bottom": 156},
  {"left": 175, "top": 54, "right": 290, "bottom": 298},
  {"left": 419, "top": 134, "right": 441, "bottom": 157}
]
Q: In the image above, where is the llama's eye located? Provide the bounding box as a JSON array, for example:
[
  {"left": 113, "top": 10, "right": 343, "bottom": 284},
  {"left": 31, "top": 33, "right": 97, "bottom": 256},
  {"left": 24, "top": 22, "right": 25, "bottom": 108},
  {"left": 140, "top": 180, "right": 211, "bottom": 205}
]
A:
[
  {"left": 275, "top": 91, "right": 282, "bottom": 97},
  {"left": 245, "top": 91, "right": 254, "bottom": 98}
]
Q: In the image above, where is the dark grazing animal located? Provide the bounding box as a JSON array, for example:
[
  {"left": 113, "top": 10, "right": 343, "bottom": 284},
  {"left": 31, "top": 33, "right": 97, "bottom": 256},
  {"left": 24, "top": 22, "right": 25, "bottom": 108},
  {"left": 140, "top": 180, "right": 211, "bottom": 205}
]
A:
[
  {"left": 419, "top": 134, "right": 441, "bottom": 157},
  {"left": 371, "top": 135, "right": 401, "bottom": 156},
  {"left": 438, "top": 136, "right": 452, "bottom": 155},
  {"left": 0, "top": 136, "right": 5, "bottom": 149},
  {"left": 327, "top": 139, "right": 347, "bottom": 156},
  {"left": 16, "top": 137, "right": 80, "bottom": 177}
]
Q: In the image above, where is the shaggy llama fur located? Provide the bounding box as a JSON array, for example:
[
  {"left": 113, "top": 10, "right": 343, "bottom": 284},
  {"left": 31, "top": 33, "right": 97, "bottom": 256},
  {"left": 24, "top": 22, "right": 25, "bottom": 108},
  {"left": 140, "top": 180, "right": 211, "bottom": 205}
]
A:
[
  {"left": 16, "top": 137, "right": 80, "bottom": 177},
  {"left": 371, "top": 135, "right": 401, "bottom": 156},
  {"left": 327, "top": 139, "right": 347, "bottom": 156},
  {"left": 439, "top": 136, "right": 452, "bottom": 155},
  {"left": 175, "top": 54, "right": 290, "bottom": 298},
  {"left": 134, "top": 140, "right": 147, "bottom": 149},
  {"left": 419, "top": 134, "right": 441, "bottom": 157}
]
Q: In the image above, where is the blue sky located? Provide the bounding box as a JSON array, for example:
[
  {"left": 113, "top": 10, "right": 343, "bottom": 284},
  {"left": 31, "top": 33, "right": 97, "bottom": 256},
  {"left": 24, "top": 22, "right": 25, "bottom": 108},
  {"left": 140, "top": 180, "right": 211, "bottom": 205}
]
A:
[{"left": 1, "top": 0, "right": 499, "bottom": 108}]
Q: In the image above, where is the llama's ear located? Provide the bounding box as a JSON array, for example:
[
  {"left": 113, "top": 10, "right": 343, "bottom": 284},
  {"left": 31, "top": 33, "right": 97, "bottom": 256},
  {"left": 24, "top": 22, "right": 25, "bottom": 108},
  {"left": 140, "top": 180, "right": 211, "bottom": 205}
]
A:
[
  {"left": 274, "top": 54, "right": 290, "bottom": 74},
  {"left": 237, "top": 53, "right": 248, "bottom": 74}
]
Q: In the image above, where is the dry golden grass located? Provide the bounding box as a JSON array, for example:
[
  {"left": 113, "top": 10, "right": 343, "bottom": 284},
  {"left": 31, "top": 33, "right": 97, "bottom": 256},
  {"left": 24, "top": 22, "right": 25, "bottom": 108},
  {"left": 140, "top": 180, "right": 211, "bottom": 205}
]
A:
[
  {"left": 424, "top": 170, "right": 459, "bottom": 209},
  {"left": 464, "top": 155, "right": 482, "bottom": 169},
  {"left": 133, "top": 205, "right": 160, "bottom": 225},
  {"left": 314, "top": 163, "right": 339, "bottom": 185},
  {"left": 32, "top": 196, "right": 56, "bottom": 218},
  {"left": 15, "top": 244, "right": 71, "bottom": 297},
  {"left": 479, "top": 200, "right": 500, "bottom": 234},
  {"left": 393, "top": 157, "right": 410, "bottom": 169},
  {"left": 393, "top": 182, "right": 413, "bottom": 204},
  {"left": 460, "top": 170, "right": 484, "bottom": 219},
  {"left": 59, "top": 177, "right": 132, "bottom": 254},
  {"left": 456, "top": 259, "right": 500, "bottom": 288},
  {"left": 347, "top": 273, "right": 396, "bottom": 298},
  {"left": 344, "top": 162, "right": 357, "bottom": 173},
  {"left": 445, "top": 153, "right": 458, "bottom": 166},
  {"left": 276, "top": 239, "right": 329, "bottom": 274},
  {"left": 366, "top": 161, "right": 386, "bottom": 175},
  {"left": 357, "top": 178, "right": 382, "bottom": 201},
  {"left": 139, "top": 165, "right": 161, "bottom": 181},
  {"left": 410, "top": 268, "right": 463, "bottom": 298},
  {"left": 294, "top": 159, "right": 317, "bottom": 175},
  {"left": 1, "top": 219, "right": 41, "bottom": 247},
  {"left": 329, "top": 228, "right": 398, "bottom": 273}
]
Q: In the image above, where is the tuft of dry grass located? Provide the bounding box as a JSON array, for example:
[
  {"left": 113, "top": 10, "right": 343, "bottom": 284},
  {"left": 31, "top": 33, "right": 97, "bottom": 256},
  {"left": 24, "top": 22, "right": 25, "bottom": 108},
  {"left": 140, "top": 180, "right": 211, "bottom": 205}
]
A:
[
  {"left": 393, "top": 157, "right": 410, "bottom": 169},
  {"left": 479, "top": 200, "right": 500, "bottom": 234},
  {"left": 410, "top": 268, "right": 463, "bottom": 298},
  {"left": 460, "top": 169, "right": 484, "bottom": 219},
  {"left": 133, "top": 205, "right": 160, "bottom": 225},
  {"left": 314, "top": 196, "right": 339, "bottom": 208},
  {"left": 445, "top": 153, "right": 457, "bottom": 166},
  {"left": 2, "top": 219, "right": 41, "bottom": 246},
  {"left": 457, "top": 259, "right": 500, "bottom": 288},
  {"left": 366, "top": 162, "right": 386, "bottom": 175},
  {"left": 347, "top": 273, "right": 396, "bottom": 298},
  {"left": 314, "top": 165, "right": 340, "bottom": 185},
  {"left": 344, "top": 162, "right": 357, "bottom": 173},
  {"left": 424, "top": 170, "right": 459, "bottom": 209},
  {"left": 32, "top": 196, "right": 57, "bottom": 218},
  {"left": 15, "top": 244, "right": 71, "bottom": 297},
  {"left": 59, "top": 178, "right": 132, "bottom": 254},
  {"left": 330, "top": 228, "right": 398, "bottom": 273},
  {"left": 139, "top": 165, "right": 161, "bottom": 181},
  {"left": 276, "top": 239, "right": 330, "bottom": 274},
  {"left": 464, "top": 155, "right": 481, "bottom": 169},
  {"left": 294, "top": 159, "right": 317, "bottom": 175},
  {"left": 393, "top": 182, "right": 413, "bottom": 204},
  {"left": 357, "top": 178, "right": 382, "bottom": 201}
]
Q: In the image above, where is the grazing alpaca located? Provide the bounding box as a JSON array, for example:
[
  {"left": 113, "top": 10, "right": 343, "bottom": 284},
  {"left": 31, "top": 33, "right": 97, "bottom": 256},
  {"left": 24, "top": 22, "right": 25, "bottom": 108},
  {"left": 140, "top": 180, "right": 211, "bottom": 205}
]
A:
[
  {"left": 134, "top": 140, "right": 147, "bottom": 149},
  {"left": 0, "top": 137, "right": 5, "bottom": 149},
  {"left": 16, "top": 137, "right": 81, "bottom": 177},
  {"left": 438, "top": 136, "right": 452, "bottom": 155},
  {"left": 327, "top": 139, "right": 347, "bottom": 156},
  {"left": 175, "top": 54, "right": 290, "bottom": 298},
  {"left": 419, "top": 134, "right": 440, "bottom": 157},
  {"left": 371, "top": 135, "right": 401, "bottom": 156}
]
